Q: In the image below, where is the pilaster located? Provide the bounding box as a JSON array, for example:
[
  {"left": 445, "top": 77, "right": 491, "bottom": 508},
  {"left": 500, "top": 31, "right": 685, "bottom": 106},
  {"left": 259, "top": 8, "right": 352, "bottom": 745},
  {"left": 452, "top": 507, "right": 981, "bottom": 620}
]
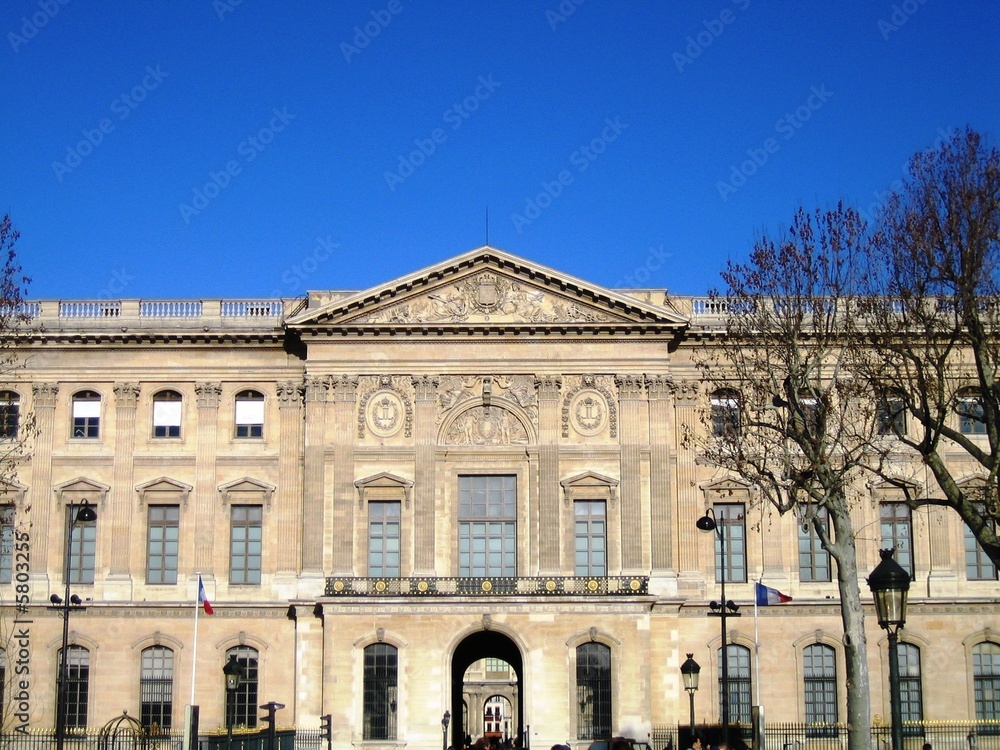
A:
[
  {"left": 647, "top": 375, "right": 675, "bottom": 582},
  {"left": 106, "top": 382, "right": 139, "bottom": 596},
  {"left": 615, "top": 374, "right": 646, "bottom": 573},
  {"left": 29, "top": 383, "right": 57, "bottom": 591},
  {"left": 672, "top": 380, "right": 703, "bottom": 585},
  {"left": 193, "top": 382, "right": 221, "bottom": 572},
  {"left": 276, "top": 381, "right": 304, "bottom": 595},
  {"left": 330, "top": 376, "right": 358, "bottom": 576},
  {"left": 412, "top": 375, "right": 438, "bottom": 575},
  {"left": 535, "top": 376, "right": 561, "bottom": 573},
  {"left": 301, "top": 377, "right": 329, "bottom": 576}
]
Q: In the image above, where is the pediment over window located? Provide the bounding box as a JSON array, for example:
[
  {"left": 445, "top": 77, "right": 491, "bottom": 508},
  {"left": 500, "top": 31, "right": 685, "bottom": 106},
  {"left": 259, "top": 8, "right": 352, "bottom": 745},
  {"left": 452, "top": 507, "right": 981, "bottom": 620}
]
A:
[
  {"left": 560, "top": 471, "right": 619, "bottom": 507},
  {"left": 135, "top": 476, "right": 193, "bottom": 506},
  {"left": 870, "top": 478, "right": 922, "bottom": 502},
  {"left": 701, "top": 477, "right": 752, "bottom": 501},
  {"left": 0, "top": 479, "right": 27, "bottom": 504},
  {"left": 54, "top": 477, "right": 110, "bottom": 506},
  {"left": 286, "top": 246, "right": 688, "bottom": 336},
  {"left": 218, "top": 477, "right": 275, "bottom": 508},
  {"left": 355, "top": 472, "right": 413, "bottom": 508}
]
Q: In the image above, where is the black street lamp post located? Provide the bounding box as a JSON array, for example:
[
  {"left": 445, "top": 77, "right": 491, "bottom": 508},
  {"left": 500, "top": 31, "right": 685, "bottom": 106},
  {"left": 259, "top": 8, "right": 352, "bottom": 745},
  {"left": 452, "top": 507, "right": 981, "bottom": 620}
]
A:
[
  {"left": 680, "top": 653, "right": 701, "bottom": 738},
  {"left": 697, "top": 509, "right": 741, "bottom": 748},
  {"left": 442, "top": 710, "right": 451, "bottom": 750},
  {"left": 867, "top": 548, "right": 911, "bottom": 750},
  {"left": 223, "top": 654, "right": 245, "bottom": 750},
  {"left": 52, "top": 500, "right": 97, "bottom": 750}
]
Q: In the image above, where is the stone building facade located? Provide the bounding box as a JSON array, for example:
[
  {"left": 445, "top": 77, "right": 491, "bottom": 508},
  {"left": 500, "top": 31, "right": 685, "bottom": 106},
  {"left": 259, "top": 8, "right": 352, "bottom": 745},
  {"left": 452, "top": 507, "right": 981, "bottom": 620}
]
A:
[{"left": 4, "top": 247, "right": 1000, "bottom": 748}]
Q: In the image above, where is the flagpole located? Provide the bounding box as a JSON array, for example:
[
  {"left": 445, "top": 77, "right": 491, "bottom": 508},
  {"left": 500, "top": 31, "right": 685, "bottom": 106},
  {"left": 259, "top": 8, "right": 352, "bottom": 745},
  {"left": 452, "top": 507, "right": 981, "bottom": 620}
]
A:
[
  {"left": 191, "top": 572, "right": 200, "bottom": 705},
  {"left": 753, "top": 579, "right": 760, "bottom": 707}
]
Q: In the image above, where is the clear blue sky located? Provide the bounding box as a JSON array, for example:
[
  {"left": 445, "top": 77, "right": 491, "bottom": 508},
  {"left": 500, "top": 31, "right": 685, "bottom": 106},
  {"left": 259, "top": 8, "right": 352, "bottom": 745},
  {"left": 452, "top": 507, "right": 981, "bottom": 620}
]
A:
[{"left": 1, "top": 1, "right": 998, "bottom": 300}]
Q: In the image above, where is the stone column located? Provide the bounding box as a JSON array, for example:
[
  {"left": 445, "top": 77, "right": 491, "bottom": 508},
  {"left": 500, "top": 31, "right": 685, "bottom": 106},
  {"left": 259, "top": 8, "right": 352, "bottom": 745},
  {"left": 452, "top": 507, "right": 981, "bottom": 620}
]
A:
[
  {"left": 330, "top": 376, "right": 358, "bottom": 575},
  {"left": 276, "top": 381, "right": 303, "bottom": 593},
  {"left": 616, "top": 375, "right": 647, "bottom": 573},
  {"left": 673, "top": 381, "right": 703, "bottom": 585},
  {"left": 193, "top": 382, "right": 221, "bottom": 574},
  {"left": 535, "top": 376, "right": 561, "bottom": 573},
  {"left": 301, "top": 377, "right": 329, "bottom": 576},
  {"left": 29, "top": 383, "right": 58, "bottom": 588},
  {"left": 107, "top": 382, "right": 139, "bottom": 594},
  {"left": 647, "top": 375, "right": 674, "bottom": 577},
  {"left": 412, "top": 376, "right": 438, "bottom": 575}
]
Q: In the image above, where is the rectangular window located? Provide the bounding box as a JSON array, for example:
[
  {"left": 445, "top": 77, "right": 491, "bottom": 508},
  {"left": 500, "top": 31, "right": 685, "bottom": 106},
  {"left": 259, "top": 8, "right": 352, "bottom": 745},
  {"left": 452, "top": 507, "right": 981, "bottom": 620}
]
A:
[
  {"left": 67, "top": 505, "right": 96, "bottom": 584},
  {"left": 898, "top": 643, "right": 924, "bottom": 732},
  {"left": 235, "top": 392, "right": 264, "bottom": 438},
  {"left": 230, "top": 505, "right": 262, "bottom": 585},
  {"left": 459, "top": 476, "right": 516, "bottom": 578},
  {"left": 965, "top": 503, "right": 998, "bottom": 581},
  {"left": 0, "top": 505, "right": 13, "bottom": 584},
  {"left": 959, "top": 394, "right": 987, "bottom": 435},
  {"left": 798, "top": 506, "right": 831, "bottom": 582},
  {"left": 715, "top": 503, "right": 746, "bottom": 583},
  {"left": 877, "top": 394, "right": 906, "bottom": 436},
  {"left": 147, "top": 505, "right": 179, "bottom": 584},
  {"left": 368, "top": 502, "right": 401, "bottom": 578},
  {"left": 576, "top": 643, "right": 612, "bottom": 740},
  {"left": 152, "top": 393, "right": 182, "bottom": 438},
  {"left": 0, "top": 392, "right": 20, "bottom": 439},
  {"left": 363, "top": 644, "right": 398, "bottom": 741},
  {"left": 880, "top": 503, "right": 913, "bottom": 578},
  {"left": 574, "top": 500, "right": 607, "bottom": 577}
]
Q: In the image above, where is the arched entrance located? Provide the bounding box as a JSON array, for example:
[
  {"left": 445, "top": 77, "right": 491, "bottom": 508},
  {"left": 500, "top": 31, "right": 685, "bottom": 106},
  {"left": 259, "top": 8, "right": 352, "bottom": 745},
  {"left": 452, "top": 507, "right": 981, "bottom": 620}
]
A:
[{"left": 449, "top": 631, "right": 524, "bottom": 749}]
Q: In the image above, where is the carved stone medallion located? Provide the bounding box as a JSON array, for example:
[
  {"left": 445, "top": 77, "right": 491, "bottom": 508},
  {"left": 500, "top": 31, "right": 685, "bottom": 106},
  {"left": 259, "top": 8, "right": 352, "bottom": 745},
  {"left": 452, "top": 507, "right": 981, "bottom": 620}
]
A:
[
  {"left": 570, "top": 391, "right": 608, "bottom": 436},
  {"left": 444, "top": 406, "right": 529, "bottom": 446},
  {"left": 367, "top": 392, "right": 404, "bottom": 437}
]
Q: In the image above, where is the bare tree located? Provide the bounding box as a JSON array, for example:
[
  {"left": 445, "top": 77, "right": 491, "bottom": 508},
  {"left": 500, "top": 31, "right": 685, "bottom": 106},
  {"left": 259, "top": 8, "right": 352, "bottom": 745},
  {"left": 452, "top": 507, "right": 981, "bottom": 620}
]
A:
[
  {"left": 856, "top": 128, "right": 1000, "bottom": 566},
  {"left": 688, "top": 204, "right": 877, "bottom": 750},
  {"left": 0, "top": 213, "right": 33, "bottom": 735}
]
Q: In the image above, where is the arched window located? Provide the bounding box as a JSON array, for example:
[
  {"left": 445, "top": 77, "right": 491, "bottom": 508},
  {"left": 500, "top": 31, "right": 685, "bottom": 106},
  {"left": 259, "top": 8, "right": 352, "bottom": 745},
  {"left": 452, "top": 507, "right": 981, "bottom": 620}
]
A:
[
  {"left": 57, "top": 645, "right": 90, "bottom": 729},
  {"left": 0, "top": 391, "right": 20, "bottom": 439},
  {"left": 363, "top": 643, "right": 398, "bottom": 741},
  {"left": 140, "top": 646, "right": 174, "bottom": 730},
  {"left": 719, "top": 644, "right": 751, "bottom": 727},
  {"left": 72, "top": 391, "right": 101, "bottom": 439},
  {"left": 152, "top": 390, "right": 182, "bottom": 438},
  {"left": 899, "top": 643, "right": 924, "bottom": 732},
  {"left": 803, "top": 644, "right": 837, "bottom": 729},
  {"left": 576, "top": 642, "right": 611, "bottom": 741},
  {"left": 224, "top": 646, "right": 259, "bottom": 728},
  {"left": 234, "top": 390, "right": 265, "bottom": 438},
  {"left": 710, "top": 389, "right": 741, "bottom": 438},
  {"left": 957, "top": 388, "right": 986, "bottom": 435},
  {"left": 973, "top": 642, "right": 1000, "bottom": 722}
]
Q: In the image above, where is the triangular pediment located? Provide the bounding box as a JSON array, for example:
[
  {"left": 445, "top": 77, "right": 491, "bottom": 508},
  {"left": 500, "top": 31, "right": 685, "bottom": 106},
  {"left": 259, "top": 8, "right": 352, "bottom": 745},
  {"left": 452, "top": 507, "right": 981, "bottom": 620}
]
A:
[
  {"left": 54, "top": 477, "right": 110, "bottom": 504},
  {"left": 287, "top": 246, "right": 688, "bottom": 332},
  {"left": 218, "top": 477, "right": 276, "bottom": 507},
  {"left": 135, "top": 476, "right": 193, "bottom": 505}
]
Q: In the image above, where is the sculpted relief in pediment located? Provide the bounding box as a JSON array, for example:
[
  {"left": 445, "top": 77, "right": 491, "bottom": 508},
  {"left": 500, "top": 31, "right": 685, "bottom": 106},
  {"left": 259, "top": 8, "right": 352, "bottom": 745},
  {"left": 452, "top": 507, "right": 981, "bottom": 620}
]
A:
[{"left": 355, "top": 272, "right": 625, "bottom": 325}]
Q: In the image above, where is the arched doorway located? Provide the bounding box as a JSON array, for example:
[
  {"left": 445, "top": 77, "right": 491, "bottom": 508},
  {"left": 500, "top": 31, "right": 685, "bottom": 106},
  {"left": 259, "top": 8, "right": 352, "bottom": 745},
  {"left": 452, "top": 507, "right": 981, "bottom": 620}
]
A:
[{"left": 449, "top": 631, "right": 524, "bottom": 749}]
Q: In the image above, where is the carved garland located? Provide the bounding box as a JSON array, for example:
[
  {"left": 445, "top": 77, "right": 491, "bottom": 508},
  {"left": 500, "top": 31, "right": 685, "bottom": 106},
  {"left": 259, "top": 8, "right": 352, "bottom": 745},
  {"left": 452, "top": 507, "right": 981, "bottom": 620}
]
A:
[{"left": 561, "top": 375, "right": 618, "bottom": 438}]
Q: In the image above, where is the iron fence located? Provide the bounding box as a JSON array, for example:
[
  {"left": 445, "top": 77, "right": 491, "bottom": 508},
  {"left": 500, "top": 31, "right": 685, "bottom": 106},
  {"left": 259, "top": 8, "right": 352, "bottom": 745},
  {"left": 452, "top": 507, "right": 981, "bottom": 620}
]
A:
[
  {"left": 0, "top": 729, "right": 324, "bottom": 750},
  {"left": 651, "top": 724, "right": 1000, "bottom": 750}
]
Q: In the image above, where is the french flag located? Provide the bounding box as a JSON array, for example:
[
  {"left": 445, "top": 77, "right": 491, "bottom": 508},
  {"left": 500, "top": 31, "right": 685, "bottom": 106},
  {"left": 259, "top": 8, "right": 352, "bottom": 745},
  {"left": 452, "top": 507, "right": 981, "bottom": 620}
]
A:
[
  {"left": 198, "top": 575, "right": 215, "bottom": 615},
  {"left": 755, "top": 582, "right": 792, "bottom": 606}
]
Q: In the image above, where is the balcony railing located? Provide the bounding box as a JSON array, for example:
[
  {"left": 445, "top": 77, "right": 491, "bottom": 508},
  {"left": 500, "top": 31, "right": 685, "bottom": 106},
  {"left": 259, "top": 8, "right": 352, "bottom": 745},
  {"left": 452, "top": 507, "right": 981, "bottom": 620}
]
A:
[{"left": 325, "top": 575, "right": 649, "bottom": 597}]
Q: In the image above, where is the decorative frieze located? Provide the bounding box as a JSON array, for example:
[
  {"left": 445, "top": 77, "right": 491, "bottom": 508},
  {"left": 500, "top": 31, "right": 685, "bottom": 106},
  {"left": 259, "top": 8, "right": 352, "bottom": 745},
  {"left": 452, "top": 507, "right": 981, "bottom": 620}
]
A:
[
  {"left": 326, "top": 575, "right": 649, "bottom": 597},
  {"left": 444, "top": 406, "right": 528, "bottom": 446}
]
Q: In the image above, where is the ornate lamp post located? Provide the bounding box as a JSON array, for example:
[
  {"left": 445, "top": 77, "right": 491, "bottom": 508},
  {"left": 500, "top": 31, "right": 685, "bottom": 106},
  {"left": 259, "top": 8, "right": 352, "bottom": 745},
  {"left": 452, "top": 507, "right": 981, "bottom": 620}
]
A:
[
  {"left": 223, "top": 654, "right": 245, "bottom": 750},
  {"left": 52, "top": 500, "right": 97, "bottom": 750},
  {"left": 442, "top": 710, "right": 451, "bottom": 750},
  {"left": 867, "top": 548, "right": 911, "bottom": 750},
  {"left": 681, "top": 653, "right": 701, "bottom": 738},
  {"left": 697, "top": 508, "right": 741, "bottom": 748}
]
